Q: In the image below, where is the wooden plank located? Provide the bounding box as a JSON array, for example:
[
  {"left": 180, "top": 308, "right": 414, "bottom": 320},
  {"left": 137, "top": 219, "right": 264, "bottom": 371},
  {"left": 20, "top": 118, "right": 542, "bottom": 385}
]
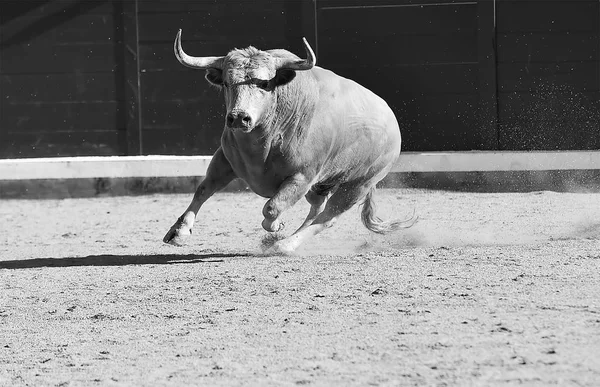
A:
[
  {"left": 318, "top": 33, "right": 477, "bottom": 66},
  {"left": 0, "top": 102, "right": 123, "bottom": 132},
  {"left": 1, "top": 0, "right": 113, "bottom": 20},
  {"left": 318, "top": 2, "right": 477, "bottom": 36},
  {"left": 0, "top": 131, "right": 126, "bottom": 158},
  {"left": 1, "top": 13, "right": 116, "bottom": 46},
  {"left": 0, "top": 1, "right": 114, "bottom": 48},
  {"left": 497, "top": 32, "right": 598, "bottom": 63},
  {"left": 141, "top": 100, "right": 224, "bottom": 129},
  {"left": 497, "top": 62, "right": 599, "bottom": 93},
  {"left": 138, "top": 0, "right": 470, "bottom": 17},
  {"left": 137, "top": 8, "right": 287, "bottom": 43},
  {"left": 140, "top": 72, "right": 217, "bottom": 102},
  {"left": 327, "top": 64, "right": 477, "bottom": 94},
  {"left": 496, "top": 0, "right": 598, "bottom": 33},
  {"left": 1, "top": 43, "right": 117, "bottom": 73},
  {"left": 0, "top": 73, "right": 118, "bottom": 103},
  {"left": 318, "top": 0, "right": 473, "bottom": 9},
  {"left": 387, "top": 93, "right": 479, "bottom": 123},
  {"left": 121, "top": 0, "right": 142, "bottom": 155},
  {"left": 138, "top": 0, "right": 283, "bottom": 14},
  {"left": 401, "top": 120, "right": 486, "bottom": 152},
  {"left": 476, "top": 0, "right": 499, "bottom": 150},
  {"left": 141, "top": 128, "right": 222, "bottom": 156}
]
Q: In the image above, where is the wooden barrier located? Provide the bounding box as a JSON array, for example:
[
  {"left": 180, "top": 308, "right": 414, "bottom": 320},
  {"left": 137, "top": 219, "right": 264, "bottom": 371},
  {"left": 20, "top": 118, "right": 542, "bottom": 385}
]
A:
[{"left": 2, "top": 151, "right": 600, "bottom": 180}]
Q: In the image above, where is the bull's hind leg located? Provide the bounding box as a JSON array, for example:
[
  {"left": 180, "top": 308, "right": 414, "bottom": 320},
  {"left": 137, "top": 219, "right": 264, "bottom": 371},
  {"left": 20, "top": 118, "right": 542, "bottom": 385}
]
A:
[
  {"left": 296, "top": 189, "right": 331, "bottom": 232},
  {"left": 163, "top": 147, "right": 236, "bottom": 246},
  {"left": 267, "top": 182, "right": 370, "bottom": 255}
]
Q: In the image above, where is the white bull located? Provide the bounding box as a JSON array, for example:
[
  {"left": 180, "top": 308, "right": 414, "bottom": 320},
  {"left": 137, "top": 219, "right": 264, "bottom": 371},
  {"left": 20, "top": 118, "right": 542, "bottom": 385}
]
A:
[{"left": 164, "top": 30, "right": 413, "bottom": 254}]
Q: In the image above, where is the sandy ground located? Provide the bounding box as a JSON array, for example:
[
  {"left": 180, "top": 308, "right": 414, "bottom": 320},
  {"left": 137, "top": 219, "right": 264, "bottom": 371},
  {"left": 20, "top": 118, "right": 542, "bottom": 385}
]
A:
[{"left": 1, "top": 189, "right": 599, "bottom": 386}]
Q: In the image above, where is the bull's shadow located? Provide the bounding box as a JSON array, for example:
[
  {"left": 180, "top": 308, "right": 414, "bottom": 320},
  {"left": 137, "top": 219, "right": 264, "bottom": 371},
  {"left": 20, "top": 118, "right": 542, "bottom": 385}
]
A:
[{"left": 0, "top": 253, "right": 250, "bottom": 270}]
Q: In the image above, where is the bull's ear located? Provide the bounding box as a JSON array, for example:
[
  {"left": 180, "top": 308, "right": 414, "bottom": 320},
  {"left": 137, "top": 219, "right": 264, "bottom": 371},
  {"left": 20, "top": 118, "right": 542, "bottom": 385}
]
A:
[
  {"left": 205, "top": 69, "right": 224, "bottom": 86},
  {"left": 274, "top": 69, "right": 296, "bottom": 87}
]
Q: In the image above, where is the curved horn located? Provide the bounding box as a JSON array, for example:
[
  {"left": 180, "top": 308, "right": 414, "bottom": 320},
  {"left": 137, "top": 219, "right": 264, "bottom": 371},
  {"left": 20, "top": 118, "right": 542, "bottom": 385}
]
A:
[
  {"left": 174, "top": 29, "right": 224, "bottom": 69},
  {"left": 275, "top": 37, "right": 316, "bottom": 71}
]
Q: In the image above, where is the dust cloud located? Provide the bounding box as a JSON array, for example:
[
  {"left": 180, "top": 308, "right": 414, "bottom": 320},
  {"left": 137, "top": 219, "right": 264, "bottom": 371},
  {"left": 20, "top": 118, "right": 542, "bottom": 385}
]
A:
[{"left": 250, "top": 188, "right": 600, "bottom": 256}]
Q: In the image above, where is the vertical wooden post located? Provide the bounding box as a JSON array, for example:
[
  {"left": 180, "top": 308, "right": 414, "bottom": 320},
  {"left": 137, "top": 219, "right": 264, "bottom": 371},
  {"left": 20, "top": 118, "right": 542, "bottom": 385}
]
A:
[
  {"left": 122, "top": 0, "right": 142, "bottom": 155},
  {"left": 477, "top": 0, "right": 498, "bottom": 150},
  {"left": 283, "top": 0, "right": 317, "bottom": 55},
  {"left": 302, "top": 0, "right": 318, "bottom": 57}
]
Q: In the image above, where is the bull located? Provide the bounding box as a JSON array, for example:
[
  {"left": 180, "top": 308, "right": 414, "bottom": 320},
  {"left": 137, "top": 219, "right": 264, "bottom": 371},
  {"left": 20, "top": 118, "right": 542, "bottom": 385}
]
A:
[{"left": 164, "top": 30, "right": 412, "bottom": 254}]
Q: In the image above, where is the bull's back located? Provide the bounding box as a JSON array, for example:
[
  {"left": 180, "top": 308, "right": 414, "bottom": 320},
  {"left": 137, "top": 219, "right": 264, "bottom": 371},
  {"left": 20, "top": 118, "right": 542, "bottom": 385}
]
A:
[{"left": 308, "top": 67, "right": 401, "bottom": 179}]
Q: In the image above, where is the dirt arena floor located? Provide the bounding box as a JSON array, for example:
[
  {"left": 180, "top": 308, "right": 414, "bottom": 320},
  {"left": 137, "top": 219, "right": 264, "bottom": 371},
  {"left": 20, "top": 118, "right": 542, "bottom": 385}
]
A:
[{"left": 1, "top": 188, "right": 599, "bottom": 386}]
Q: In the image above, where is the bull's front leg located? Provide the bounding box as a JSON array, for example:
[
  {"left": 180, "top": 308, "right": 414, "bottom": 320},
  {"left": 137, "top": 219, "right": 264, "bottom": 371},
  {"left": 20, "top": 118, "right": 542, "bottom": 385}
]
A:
[
  {"left": 262, "top": 174, "right": 310, "bottom": 232},
  {"left": 163, "top": 147, "right": 236, "bottom": 246}
]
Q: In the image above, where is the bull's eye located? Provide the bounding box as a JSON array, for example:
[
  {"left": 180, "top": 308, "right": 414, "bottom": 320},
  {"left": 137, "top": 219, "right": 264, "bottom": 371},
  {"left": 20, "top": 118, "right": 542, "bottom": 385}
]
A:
[{"left": 257, "top": 80, "right": 270, "bottom": 90}]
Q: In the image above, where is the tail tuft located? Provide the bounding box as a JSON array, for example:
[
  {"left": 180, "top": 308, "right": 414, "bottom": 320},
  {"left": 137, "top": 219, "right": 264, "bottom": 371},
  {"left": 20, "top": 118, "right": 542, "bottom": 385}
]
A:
[{"left": 360, "top": 187, "right": 417, "bottom": 234}]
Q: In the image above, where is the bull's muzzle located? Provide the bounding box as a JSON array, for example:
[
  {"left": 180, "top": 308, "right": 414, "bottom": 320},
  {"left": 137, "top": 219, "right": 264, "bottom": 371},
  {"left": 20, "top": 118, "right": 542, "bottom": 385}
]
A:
[{"left": 226, "top": 110, "right": 254, "bottom": 131}]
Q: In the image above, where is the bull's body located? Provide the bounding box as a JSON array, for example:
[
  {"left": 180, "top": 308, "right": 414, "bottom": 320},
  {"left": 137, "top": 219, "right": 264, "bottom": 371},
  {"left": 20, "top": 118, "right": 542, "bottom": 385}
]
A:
[
  {"left": 222, "top": 65, "right": 400, "bottom": 198},
  {"left": 164, "top": 31, "right": 410, "bottom": 254}
]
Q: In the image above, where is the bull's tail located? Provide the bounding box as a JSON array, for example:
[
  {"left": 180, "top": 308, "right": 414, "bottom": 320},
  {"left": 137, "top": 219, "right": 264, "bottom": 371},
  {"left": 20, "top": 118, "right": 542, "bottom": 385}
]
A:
[{"left": 360, "top": 187, "right": 417, "bottom": 234}]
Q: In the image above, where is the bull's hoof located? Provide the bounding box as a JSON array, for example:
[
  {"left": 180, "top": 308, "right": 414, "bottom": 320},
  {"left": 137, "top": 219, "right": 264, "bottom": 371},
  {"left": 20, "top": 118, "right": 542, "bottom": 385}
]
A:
[
  {"left": 163, "top": 224, "right": 192, "bottom": 246},
  {"left": 262, "top": 218, "right": 285, "bottom": 233}
]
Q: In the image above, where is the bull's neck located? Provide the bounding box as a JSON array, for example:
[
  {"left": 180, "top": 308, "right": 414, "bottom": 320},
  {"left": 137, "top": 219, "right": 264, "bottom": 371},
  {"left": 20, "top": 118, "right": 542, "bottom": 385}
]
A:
[{"left": 265, "top": 71, "right": 319, "bottom": 143}]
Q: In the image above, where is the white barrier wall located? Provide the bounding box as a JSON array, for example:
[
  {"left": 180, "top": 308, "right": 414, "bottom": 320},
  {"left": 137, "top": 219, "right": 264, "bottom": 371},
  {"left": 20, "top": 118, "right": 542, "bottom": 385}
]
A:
[{"left": 1, "top": 151, "right": 600, "bottom": 180}]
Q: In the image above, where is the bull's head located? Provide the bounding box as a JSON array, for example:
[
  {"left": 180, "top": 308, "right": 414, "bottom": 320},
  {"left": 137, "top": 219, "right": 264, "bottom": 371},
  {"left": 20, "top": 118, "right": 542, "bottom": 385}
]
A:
[{"left": 174, "top": 30, "right": 316, "bottom": 133}]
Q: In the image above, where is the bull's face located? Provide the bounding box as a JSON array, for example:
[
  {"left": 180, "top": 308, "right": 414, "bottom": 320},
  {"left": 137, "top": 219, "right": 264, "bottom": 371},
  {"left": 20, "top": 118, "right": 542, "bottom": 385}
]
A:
[
  {"left": 205, "top": 56, "right": 281, "bottom": 133},
  {"left": 174, "top": 30, "right": 316, "bottom": 133}
]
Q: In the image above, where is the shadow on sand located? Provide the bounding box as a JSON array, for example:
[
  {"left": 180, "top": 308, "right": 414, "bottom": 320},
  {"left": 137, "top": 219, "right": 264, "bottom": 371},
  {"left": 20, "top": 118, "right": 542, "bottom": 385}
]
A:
[{"left": 0, "top": 253, "right": 250, "bottom": 270}]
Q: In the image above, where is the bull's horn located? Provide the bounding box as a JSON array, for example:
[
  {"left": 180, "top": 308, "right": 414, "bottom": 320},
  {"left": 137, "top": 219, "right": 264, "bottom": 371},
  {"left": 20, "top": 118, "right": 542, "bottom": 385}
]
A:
[
  {"left": 174, "top": 29, "right": 224, "bottom": 69},
  {"left": 275, "top": 37, "right": 316, "bottom": 71}
]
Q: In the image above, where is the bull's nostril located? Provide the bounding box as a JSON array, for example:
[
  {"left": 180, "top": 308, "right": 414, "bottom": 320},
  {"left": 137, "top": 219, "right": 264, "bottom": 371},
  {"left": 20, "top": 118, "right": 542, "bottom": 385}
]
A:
[
  {"left": 226, "top": 111, "right": 253, "bottom": 129},
  {"left": 226, "top": 113, "right": 235, "bottom": 126}
]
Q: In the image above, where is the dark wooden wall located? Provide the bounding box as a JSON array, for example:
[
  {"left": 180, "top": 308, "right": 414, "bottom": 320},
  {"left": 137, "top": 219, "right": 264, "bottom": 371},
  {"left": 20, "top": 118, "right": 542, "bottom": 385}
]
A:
[
  {"left": 317, "top": 0, "right": 492, "bottom": 151},
  {"left": 496, "top": 0, "right": 600, "bottom": 150},
  {"left": 0, "top": 0, "right": 126, "bottom": 158},
  {"left": 0, "top": 0, "right": 599, "bottom": 159},
  {"left": 0, "top": 0, "right": 312, "bottom": 158}
]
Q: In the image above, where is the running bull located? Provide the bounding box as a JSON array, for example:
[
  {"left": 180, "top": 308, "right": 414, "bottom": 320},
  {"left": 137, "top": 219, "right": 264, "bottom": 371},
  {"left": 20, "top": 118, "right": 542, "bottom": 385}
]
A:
[{"left": 164, "top": 30, "right": 412, "bottom": 254}]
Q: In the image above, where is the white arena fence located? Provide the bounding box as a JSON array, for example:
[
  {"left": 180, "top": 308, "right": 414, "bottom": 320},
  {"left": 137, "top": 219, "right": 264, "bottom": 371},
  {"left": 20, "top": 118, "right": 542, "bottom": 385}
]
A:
[{"left": 1, "top": 151, "right": 600, "bottom": 180}]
